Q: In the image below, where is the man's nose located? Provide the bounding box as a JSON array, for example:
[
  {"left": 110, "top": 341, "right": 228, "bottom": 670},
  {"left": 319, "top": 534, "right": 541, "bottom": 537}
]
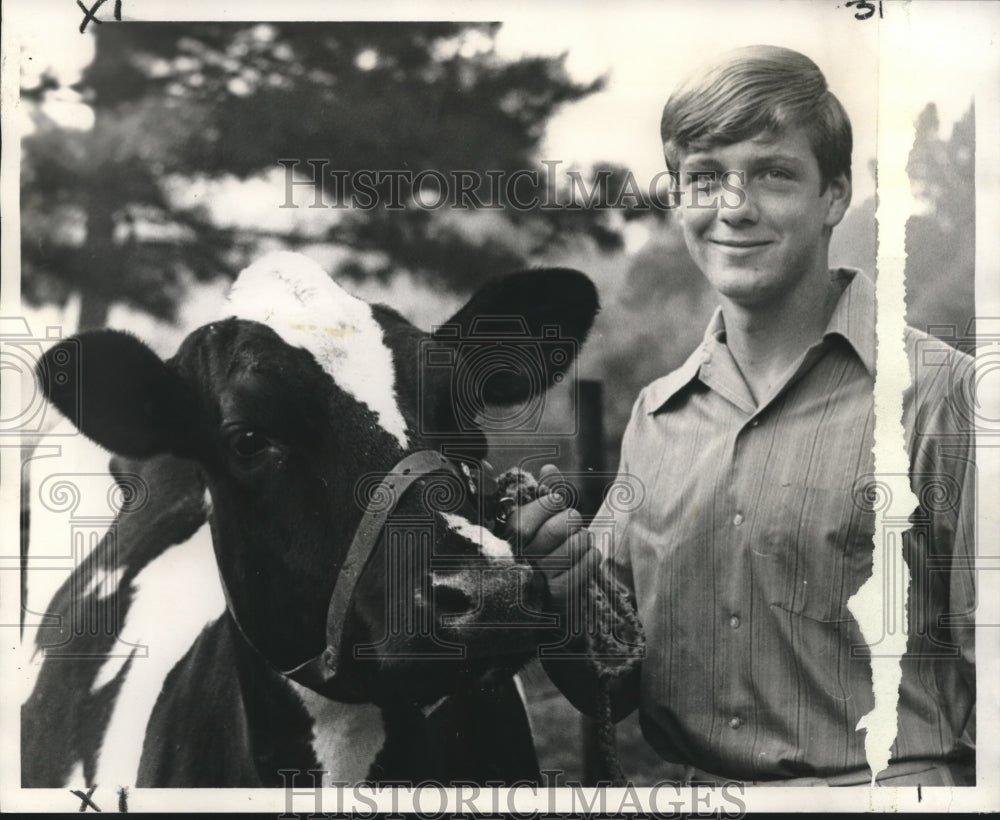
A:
[{"left": 719, "top": 176, "right": 758, "bottom": 225}]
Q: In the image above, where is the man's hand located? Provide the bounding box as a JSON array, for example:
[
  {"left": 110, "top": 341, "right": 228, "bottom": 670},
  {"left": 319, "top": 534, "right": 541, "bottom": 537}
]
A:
[{"left": 507, "top": 464, "right": 601, "bottom": 609}]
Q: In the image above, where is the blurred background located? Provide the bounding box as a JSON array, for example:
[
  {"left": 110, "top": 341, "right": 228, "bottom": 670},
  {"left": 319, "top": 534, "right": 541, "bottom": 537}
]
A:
[{"left": 14, "top": 3, "right": 980, "bottom": 785}]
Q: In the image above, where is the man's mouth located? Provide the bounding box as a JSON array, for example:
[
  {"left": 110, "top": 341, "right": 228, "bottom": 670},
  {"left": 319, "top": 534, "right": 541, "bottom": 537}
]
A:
[
  {"left": 707, "top": 238, "right": 773, "bottom": 256},
  {"left": 708, "top": 239, "right": 772, "bottom": 248}
]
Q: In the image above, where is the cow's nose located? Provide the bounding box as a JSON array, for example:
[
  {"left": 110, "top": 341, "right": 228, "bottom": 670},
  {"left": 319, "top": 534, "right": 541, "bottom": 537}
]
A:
[{"left": 431, "top": 575, "right": 477, "bottom": 616}]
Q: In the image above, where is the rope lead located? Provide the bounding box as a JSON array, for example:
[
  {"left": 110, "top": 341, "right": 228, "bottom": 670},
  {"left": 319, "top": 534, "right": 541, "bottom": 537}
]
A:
[
  {"left": 491, "top": 468, "right": 646, "bottom": 788},
  {"left": 582, "top": 569, "right": 645, "bottom": 787}
]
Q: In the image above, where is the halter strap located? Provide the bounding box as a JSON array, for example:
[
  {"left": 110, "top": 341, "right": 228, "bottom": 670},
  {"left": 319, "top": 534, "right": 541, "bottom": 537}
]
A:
[{"left": 280, "top": 450, "right": 472, "bottom": 697}]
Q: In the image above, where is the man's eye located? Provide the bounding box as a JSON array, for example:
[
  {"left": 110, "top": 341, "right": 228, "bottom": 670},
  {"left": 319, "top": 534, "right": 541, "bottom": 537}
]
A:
[
  {"left": 762, "top": 168, "right": 793, "bottom": 182},
  {"left": 227, "top": 429, "right": 271, "bottom": 459}
]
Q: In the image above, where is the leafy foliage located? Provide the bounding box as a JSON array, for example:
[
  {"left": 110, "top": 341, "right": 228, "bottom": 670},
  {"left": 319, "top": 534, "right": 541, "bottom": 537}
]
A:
[
  {"left": 22, "top": 22, "right": 638, "bottom": 328},
  {"left": 904, "top": 102, "right": 975, "bottom": 340}
]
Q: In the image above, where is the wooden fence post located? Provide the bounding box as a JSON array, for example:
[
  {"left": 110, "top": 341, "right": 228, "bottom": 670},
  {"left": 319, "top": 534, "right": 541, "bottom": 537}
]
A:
[{"left": 576, "top": 378, "right": 607, "bottom": 785}]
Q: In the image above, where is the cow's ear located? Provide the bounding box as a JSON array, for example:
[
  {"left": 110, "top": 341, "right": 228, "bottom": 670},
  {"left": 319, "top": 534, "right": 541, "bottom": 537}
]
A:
[
  {"left": 432, "top": 268, "right": 599, "bottom": 404},
  {"left": 38, "top": 330, "right": 201, "bottom": 459}
]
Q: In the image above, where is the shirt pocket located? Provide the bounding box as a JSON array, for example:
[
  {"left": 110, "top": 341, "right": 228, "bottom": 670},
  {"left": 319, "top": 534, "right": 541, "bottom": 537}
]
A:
[{"left": 749, "top": 482, "right": 875, "bottom": 625}]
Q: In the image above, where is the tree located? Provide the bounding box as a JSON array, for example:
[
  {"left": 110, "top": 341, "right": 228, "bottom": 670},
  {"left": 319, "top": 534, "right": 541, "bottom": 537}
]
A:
[
  {"left": 23, "top": 24, "right": 243, "bottom": 329},
  {"left": 821, "top": 101, "right": 975, "bottom": 346},
  {"left": 22, "top": 22, "right": 630, "bottom": 329},
  {"left": 904, "top": 102, "right": 975, "bottom": 341}
]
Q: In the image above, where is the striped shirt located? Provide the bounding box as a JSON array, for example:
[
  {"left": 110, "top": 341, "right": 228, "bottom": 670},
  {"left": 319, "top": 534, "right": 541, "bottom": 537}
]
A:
[{"left": 595, "top": 268, "right": 975, "bottom": 781}]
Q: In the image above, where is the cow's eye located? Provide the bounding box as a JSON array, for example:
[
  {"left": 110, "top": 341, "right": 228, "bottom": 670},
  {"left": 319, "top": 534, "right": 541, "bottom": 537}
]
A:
[{"left": 227, "top": 428, "right": 270, "bottom": 459}]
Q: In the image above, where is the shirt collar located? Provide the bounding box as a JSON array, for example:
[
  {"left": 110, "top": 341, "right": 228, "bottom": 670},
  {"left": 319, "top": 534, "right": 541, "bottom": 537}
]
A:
[
  {"left": 822, "top": 267, "right": 876, "bottom": 376},
  {"left": 646, "top": 268, "right": 875, "bottom": 414}
]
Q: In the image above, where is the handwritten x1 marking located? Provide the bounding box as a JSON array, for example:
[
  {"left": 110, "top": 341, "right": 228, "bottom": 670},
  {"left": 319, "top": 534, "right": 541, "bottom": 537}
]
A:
[
  {"left": 70, "top": 784, "right": 101, "bottom": 812},
  {"left": 77, "top": 0, "right": 123, "bottom": 33}
]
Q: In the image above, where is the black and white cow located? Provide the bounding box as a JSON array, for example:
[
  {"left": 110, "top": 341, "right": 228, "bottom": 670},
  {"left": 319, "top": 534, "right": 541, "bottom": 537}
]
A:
[{"left": 22, "top": 252, "right": 598, "bottom": 789}]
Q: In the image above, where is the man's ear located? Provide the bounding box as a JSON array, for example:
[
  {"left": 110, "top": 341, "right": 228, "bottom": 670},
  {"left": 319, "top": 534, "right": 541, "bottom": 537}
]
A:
[
  {"left": 823, "top": 172, "right": 852, "bottom": 228},
  {"left": 431, "top": 268, "right": 599, "bottom": 407},
  {"left": 38, "top": 330, "right": 202, "bottom": 459}
]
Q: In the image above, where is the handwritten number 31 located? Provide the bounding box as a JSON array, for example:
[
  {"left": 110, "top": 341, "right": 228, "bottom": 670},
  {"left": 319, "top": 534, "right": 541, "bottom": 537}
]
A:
[{"left": 845, "top": 0, "right": 883, "bottom": 20}]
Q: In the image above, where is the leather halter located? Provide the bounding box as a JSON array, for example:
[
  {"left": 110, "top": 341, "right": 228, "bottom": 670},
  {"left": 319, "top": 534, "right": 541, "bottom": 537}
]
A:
[{"left": 278, "top": 449, "right": 481, "bottom": 698}]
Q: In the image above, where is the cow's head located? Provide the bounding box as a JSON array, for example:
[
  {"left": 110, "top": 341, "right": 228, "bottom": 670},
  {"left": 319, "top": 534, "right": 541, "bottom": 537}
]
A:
[{"left": 39, "top": 252, "right": 598, "bottom": 706}]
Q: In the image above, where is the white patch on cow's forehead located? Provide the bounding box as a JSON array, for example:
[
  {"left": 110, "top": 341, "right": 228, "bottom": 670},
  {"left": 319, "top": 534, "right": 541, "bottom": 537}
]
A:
[
  {"left": 285, "top": 679, "right": 385, "bottom": 783},
  {"left": 223, "top": 251, "right": 409, "bottom": 448},
  {"left": 441, "top": 512, "right": 514, "bottom": 560},
  {"left": 92, "top": 522, "right": 226, "bottom": 789}
]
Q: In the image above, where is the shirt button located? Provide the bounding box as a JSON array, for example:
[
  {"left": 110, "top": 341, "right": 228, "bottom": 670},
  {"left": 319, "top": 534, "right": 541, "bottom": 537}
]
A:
[
  {"left": 732, "top": 513, "right": 744, "bottom": 526},
  {"left": 729, "top": 716, "right": 743, "bottom": 730},
  {"left": 729, "top": 615, "right": 741, "bottom": 629},
  {"left": 749, "top": 418, "right": 759, "bottom": 428}
]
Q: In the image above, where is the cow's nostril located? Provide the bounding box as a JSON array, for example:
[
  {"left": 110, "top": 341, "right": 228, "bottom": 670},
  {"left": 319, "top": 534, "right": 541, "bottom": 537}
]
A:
[{"left": 433, "top": 583, "right": 475, "bottom": 615}]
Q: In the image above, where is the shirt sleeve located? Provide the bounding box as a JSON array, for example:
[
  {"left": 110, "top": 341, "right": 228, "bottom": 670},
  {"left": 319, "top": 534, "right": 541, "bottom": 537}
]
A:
[
  {"left": 937, "top": 373, "right": 976, "bottom": 745},
  {"left": 908, "top": 345, "right": 977, "bottom": 751}
]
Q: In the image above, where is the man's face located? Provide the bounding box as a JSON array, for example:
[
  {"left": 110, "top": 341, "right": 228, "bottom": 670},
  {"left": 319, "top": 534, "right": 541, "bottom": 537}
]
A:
[{"left": 674, "top": 126, "right": 851, "bottom": 309}]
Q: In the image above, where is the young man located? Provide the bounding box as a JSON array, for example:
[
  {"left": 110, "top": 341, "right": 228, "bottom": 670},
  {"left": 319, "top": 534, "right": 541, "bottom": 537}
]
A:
[{"left": 516, "top": 45, "right": 975, "bottom": 786}]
